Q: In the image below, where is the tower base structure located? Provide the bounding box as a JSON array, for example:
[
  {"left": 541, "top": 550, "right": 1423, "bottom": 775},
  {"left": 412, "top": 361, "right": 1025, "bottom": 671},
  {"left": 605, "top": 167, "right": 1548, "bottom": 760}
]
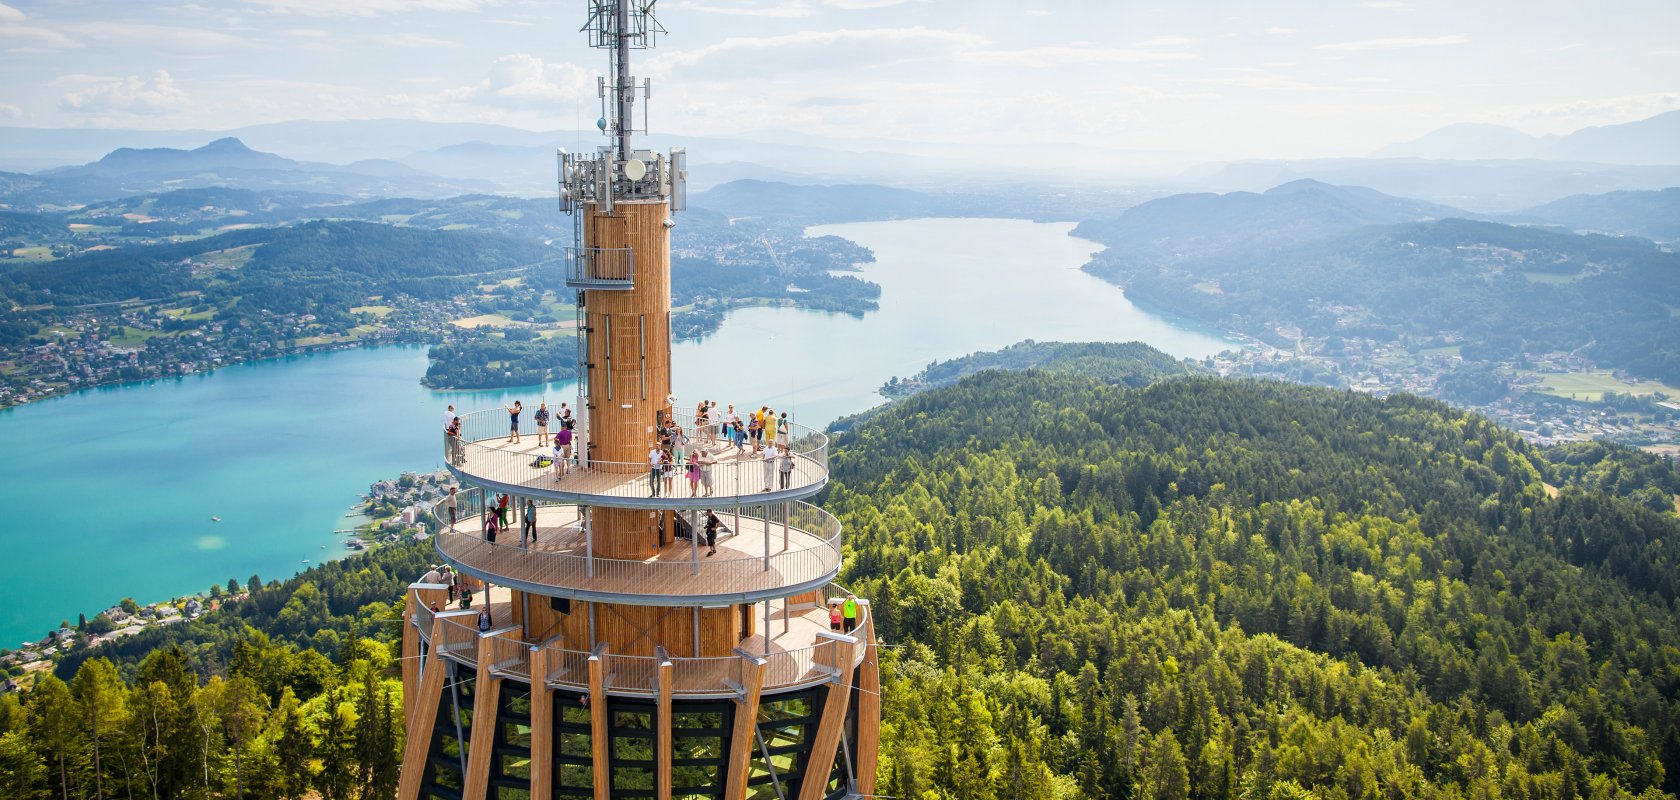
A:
[{"left": 399, "top": 586, "right": 878, "bottom": 800}]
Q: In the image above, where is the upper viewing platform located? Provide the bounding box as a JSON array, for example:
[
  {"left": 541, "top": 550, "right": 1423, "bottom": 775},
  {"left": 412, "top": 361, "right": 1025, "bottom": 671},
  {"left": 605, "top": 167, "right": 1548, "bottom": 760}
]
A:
[{"left": 443, "top": 406, "right": 829, "bottom": 508}]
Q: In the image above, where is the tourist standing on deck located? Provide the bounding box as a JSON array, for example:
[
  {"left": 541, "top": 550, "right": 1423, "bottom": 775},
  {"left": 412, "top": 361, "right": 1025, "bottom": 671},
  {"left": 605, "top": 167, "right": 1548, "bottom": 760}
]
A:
[
  {"left": 662, "top": 448, "right": 677, "bottom": 496},
  {"left": 484, "top": 511, "right": 500, "bottom": 548},
  {"left": 687, "top": 453, "right": 703, "bottom": 497},
  {"left": 443, "top": 404, "right": 457, "bottom": 431},
  {"left": 761, "top": 445, "right": 777, "bottom": 492},
  {"left": 505, "top": 401, "right": 522, "bottom": 444},
  {"left": 535, "top": 402, "right": 551, "bottom": 446},
  {"left": 552, "top": 433, "right": 570, "bottom": 481},
  {"left": 778, "top": 445, "right": 795, "bottom": 490},
  {"left": 442, "top": 486, "right": 459, "bottom": 526},
  {"left": 778, "top": 412, "right": 789, "bottom": 444},
  {"left": 843, "top": 594, "right": 859, "bottom": 633},
  {"left": 704, "top": 510, "right": 721, "bottom": 557},
  {"left": 496, "top": 493, "right": 511, "bottom": 529},
  {"left": 764, "top": 407, "right": 778, "bottom": 449},
  {"left": 698, "top": 449, "right": 717, "bottom": 497},
  {"left": 523, "top": 498, "right": 538, "bottom": 546},
  {"left": 648, "top": 443, "right": 664, "bottom": 497}
]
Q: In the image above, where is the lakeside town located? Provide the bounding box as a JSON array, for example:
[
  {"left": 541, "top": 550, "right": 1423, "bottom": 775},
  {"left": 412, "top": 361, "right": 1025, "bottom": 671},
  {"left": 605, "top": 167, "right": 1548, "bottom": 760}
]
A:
[
  {"left": 1210, "top": 328, "right": 1680, "bottom": 451},
  {"left": 0, "top": 469, "right": 453, "bottom": 693}
]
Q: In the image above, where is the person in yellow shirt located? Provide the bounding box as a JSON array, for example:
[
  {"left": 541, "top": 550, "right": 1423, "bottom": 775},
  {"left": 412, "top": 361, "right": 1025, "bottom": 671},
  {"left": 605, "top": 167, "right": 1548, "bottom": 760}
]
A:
[{"left": 764, "top": 407, "right": 777, "bottom": 448}]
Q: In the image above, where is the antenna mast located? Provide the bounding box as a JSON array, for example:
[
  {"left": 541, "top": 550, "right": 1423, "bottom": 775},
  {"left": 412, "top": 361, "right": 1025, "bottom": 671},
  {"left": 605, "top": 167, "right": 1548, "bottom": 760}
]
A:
[{"left": 584, "top": 0, "right": 661, "bottom": 160}]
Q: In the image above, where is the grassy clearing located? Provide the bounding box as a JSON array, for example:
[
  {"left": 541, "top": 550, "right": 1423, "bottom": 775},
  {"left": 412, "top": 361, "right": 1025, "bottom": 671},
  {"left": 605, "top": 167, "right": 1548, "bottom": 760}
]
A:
[
  {"left": 452, "top": 314, "right": 527, "bottom": 329},
  {"left": 1524, "top": 370, "right": 1680, "bottom": 402},
  {"left": 1419, "top": 345, "right": 1462, "bottom": 357},
  {"left": 192, "top": 244, "right": 258, "bottom": 271},
  {"left": 5, "top": 246, "right": 55, "bottom": 262},
  {"left": 108, "top": 326, "right": 166, "bottom": 347},
  {"left": 351, "top": 305, "right": 395, "bottom": 318}
]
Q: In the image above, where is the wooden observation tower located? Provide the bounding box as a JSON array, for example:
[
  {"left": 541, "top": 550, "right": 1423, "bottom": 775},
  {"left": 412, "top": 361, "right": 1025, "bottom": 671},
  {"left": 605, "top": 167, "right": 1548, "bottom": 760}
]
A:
[{"left": 399, "top": 3, "right": 881, "bottom": 799}]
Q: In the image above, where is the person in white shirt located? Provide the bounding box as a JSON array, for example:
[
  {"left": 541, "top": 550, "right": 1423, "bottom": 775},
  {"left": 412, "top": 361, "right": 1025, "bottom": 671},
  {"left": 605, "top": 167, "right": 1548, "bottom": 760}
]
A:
[
  {"left": 649, "top": 445, "right": 665, "bottom": 497},
  {"left": 440, "top": 486, "right": 459, "bottom": 526},
  {"left": 761, "top": 445, "right": 777, "bottom": 492},
  {"left": 443, "top": 404, "right": 457, "bottom": 430}
]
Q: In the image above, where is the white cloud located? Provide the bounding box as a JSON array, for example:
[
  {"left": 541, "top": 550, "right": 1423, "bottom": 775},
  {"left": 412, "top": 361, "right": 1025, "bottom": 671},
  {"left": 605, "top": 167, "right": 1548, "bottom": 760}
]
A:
[
  {"left": 0, "top": 3, "right": 23, "bottom": 23},
  {"left": 674, "top": 1, "right": 813, "bottom": 17},
  {"left": 368, "top": 32, "right": 461, "bottom": 48},
  {"left": 243, "top": 0, "right": 494, "bottom": 17},
  {"left": 450, "top": 53, "right": 595, "bottom": 110},
  {"left": 0, "top": 23, "right": 79, "bottom": 49},
  {"left": 962, "top": 45, "right": 1197, "bottom": 67},
  {"left": 59, "top": 71, "right": 189, "bottom": 116},
  {"left": 79, "top": 22, "right": 248, "bottom": 52},
  {"left": 1364, "top": 1, "right": 1412, "bottom": 8},
  {"left": 1136, "top": 36, "right": 1193, "bottom": 48},
  {"left": 0, "top": 102, "right": 20, "bottom": 120},
  {"left": 1317, "top": 35, "right": 1467, "bottom": 52},
  {"left": 652, "top": 27, "right": 986, "bottom": 73},
  {"left": 1507, "top": 91, "right": 1680, "bottom": 127},
  {"left": 822, "top": 0, "right": 911, "bottom": 8}
]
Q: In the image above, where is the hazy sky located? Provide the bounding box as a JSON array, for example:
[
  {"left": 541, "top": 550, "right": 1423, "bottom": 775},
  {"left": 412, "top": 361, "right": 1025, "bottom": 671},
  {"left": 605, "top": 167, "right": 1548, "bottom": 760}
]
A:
[{"left": 1, "top": 0, "right": 1675, "bottom": 159}]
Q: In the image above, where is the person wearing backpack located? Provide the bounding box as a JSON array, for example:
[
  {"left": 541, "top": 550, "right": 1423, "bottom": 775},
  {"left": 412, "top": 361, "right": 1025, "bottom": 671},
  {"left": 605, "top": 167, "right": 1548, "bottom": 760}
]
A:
[{"left": 535, "top": 402, "right": 551, "bottom": 447}]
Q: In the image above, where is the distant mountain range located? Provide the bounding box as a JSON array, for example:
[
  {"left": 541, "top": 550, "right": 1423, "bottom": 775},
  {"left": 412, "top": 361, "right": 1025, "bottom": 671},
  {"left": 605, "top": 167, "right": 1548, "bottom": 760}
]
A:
[
  {"left": 1074, "top": 178, "right": 1470, "bottom": 264},
  {"left": 0, "top": 137, "right": 497, "bottom": 206},
  {"left": 1507, "top": 188, "right": 1680, "bottom": 243},
  {"left": 1376, "top": 111, "right": 1680, "bottom": 164},
  {"left": 1074, "top": 178, "right": 1680, "bottom": 384},
  {"left": 1183, "top": 157, "right": 1680, "bottom": 213}
]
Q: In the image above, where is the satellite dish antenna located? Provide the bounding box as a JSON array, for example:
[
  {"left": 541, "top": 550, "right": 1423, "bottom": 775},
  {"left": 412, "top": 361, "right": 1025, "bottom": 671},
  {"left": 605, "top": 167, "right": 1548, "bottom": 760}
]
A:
[{"left": 622, "top": 158, "right": 647, "bottom": 181}]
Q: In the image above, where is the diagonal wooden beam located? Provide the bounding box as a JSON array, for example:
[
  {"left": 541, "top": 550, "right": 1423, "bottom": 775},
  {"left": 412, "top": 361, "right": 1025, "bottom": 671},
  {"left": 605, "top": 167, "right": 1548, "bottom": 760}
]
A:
[
  {"left": 724, "top": 650, "right": 767, "bottom": 800},
  {"left": 463, "top": 631, "right": 506, "bottom": 800},
  {"left": 854, "top": 605, "right": 881, "bottom": 799},
  {"left": 798, "top": 631, "right": 860, "bottom": 800},
  {"left": 398, "top": 613, "right": 451, "bottom": 800},
  {"left": 530, "top": 644, "right": 554, "bottom": 800},
  {"left": 656, "top": 647, "right": 674, "bottom": 800},
  {"left": 589, "top": 644, "right": 610, "bottom": 800}
]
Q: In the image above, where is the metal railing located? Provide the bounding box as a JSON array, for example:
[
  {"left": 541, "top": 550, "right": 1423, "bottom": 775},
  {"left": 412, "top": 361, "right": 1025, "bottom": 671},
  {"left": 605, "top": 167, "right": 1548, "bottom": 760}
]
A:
[
  {"left": 445, "top": 406, "right": 829, "bottom": 503},
  {"left": 565, "top": 246, "right": 634, "bottom": 288},
  {"left": 414, "top": 607, "right": 870, "bottom": 698},
  {"left": 430, "top": 489, "right": 842, "bottom": 601},
  {"left": 436, "top": 614, "right": 482, "bottom": 665}
]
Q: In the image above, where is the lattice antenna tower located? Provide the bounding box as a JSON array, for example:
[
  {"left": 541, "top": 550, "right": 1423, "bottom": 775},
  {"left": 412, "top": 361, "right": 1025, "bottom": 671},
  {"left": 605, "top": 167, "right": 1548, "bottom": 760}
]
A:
[
  {"left": 584, "top": 0, "right": 663, "bottom": 160},
  {"left": 559, "top": 1, "right": 684, "bottom": 218}
]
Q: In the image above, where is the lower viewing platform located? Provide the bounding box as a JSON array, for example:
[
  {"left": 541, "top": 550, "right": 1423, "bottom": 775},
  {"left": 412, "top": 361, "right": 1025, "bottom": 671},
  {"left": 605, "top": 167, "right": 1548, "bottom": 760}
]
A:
[
  {"left": 410, "top": 586, "right": 871, "bottom": 699},
  {"left": 431, "top": 493, "right": 842, "bottom": 605}
]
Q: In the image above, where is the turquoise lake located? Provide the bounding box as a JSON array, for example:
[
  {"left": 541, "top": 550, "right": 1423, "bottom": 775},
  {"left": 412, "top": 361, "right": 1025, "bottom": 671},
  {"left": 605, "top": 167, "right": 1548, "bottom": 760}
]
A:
[{"left": 0, "top": 218, "right": 1233, "bottom": 646}]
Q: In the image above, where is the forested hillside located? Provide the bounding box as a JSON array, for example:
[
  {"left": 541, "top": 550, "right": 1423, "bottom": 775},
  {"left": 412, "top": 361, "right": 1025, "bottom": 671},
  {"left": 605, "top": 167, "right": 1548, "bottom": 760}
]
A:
[
  {"left": 827, "top": 371, "right": 1680, "bottom": 799},
  {"left": 5, "top": 364, "right": 1679, "bottom": 799}
]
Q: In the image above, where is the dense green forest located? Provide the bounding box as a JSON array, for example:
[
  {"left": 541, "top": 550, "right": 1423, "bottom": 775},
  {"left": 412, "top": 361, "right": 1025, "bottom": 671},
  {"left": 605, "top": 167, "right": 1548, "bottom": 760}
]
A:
[
  {"left": 7, "top": 356, "right": 1680, "bottom": 798},
  {"left": 424, "top": 328, "right": 578, "bottom": 389},
  {"left": 0, "top": 542, "right": 431, "bottom": 798},
  {"left": 880, "top": 340, "right": 1193, "bottom": 399},
  {"left": 827, "top": 370, "right": 1680, "bottom": 800}
]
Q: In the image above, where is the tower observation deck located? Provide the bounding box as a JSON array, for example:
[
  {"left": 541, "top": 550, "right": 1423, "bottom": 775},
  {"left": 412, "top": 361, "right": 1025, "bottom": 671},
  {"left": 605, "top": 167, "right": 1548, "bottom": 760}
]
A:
[{"left": 398, "top": 4, "right": 881, "bottom": 800}]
